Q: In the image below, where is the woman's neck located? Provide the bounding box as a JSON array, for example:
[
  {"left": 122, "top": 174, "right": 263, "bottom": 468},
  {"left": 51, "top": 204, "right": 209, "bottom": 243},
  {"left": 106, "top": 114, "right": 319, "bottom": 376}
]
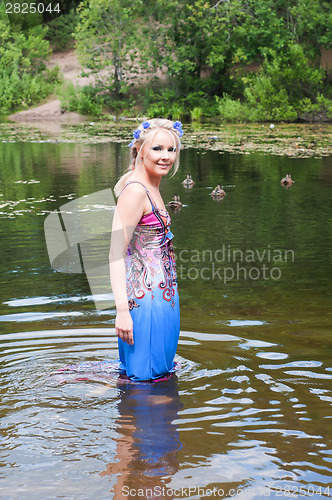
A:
[{"left": 131, "top": 169, "right": 161, "bottom": 190}]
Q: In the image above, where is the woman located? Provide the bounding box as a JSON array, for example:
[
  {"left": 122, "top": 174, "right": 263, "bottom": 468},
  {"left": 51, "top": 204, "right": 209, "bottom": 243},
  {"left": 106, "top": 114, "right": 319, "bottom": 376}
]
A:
[{"left": 109, "top": 119, "right": 183, "bottom": 381}]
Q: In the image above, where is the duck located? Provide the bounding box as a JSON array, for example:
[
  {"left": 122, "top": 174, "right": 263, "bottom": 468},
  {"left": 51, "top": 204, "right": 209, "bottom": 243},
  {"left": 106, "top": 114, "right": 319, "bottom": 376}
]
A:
[
  {"left": 210, "top": 184, "right": 226, "bottom": 198},
  {"left": 182, "top": 174, "right": 195, "bottom": 188},
  {"left": 280, "top": 174, "right": 294, "bottom": 187},
  {"left": 167, "top": 194, "right": 182, "bottom": 208}
]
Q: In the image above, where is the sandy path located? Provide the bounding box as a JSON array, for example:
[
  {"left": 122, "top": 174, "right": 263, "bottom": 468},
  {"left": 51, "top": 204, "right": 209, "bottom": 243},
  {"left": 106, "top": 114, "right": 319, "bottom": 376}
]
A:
[
  {"left": 8, "top": 45, "right": 167, "bottom": 127},
  {"left": 8, "top": 49, "right": 90, "bottom": 123}
]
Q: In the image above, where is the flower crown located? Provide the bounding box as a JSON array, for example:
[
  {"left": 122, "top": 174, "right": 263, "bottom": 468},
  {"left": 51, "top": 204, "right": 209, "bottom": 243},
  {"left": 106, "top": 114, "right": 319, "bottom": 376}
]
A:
[{"left": 128, "top": 120, "right": 183, "bottom": 148}]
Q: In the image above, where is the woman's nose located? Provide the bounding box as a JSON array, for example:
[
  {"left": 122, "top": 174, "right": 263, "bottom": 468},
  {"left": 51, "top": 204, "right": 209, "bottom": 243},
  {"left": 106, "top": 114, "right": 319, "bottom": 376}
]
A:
[{"left": 161, "top": 148, "right": 169, "bottom": 159}]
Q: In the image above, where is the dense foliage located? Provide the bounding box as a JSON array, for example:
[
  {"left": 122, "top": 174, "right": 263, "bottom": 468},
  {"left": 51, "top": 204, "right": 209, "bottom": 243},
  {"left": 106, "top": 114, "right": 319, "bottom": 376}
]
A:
[
  {"left": 0, "top": 5, "right": 60, "bottom": 116},
  {"left": 69, "top": 0, "right": 332, "bottom": 121},
  {"left": 1, "top": 0, "right": 331, "bottom": 121}
]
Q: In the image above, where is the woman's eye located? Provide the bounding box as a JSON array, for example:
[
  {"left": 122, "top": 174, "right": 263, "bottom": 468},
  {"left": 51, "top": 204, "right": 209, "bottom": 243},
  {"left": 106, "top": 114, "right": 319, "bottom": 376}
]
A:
[{"left": 151, "top": 146, "right": 176, "bottom": 152}]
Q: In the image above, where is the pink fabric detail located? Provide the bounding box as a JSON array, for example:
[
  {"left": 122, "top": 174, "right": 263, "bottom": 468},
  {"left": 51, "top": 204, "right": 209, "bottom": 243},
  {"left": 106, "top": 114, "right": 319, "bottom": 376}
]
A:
[
  {"left": 140, "top": 210, "right": 168, "bottom": 226},
  {"left": 140, "top": 211, "right": 160, "bottom": 225}
]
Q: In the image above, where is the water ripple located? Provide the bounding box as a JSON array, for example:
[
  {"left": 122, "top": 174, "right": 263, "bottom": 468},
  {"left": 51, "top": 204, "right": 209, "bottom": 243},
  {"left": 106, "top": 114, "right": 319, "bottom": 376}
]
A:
[{"left": 0, "top": 327, "right": 331, "bottom": 499}]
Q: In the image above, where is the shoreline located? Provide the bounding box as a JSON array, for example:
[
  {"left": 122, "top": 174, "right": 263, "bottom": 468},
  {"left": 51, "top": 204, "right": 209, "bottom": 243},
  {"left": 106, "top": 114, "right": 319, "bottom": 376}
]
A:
[{"left": 0, "top": 121, "right": 331, "bottom": 158}]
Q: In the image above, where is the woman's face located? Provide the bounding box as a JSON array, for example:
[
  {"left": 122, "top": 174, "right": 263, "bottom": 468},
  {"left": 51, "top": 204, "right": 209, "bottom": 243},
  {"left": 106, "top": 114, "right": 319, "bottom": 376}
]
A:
[{"left": 141, "top": 129, "right": 177, "bottom": 178}]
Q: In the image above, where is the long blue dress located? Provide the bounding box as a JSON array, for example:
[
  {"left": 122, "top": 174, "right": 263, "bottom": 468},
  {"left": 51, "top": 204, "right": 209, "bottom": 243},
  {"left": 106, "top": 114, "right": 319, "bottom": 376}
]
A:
[{"left": 118, "top": 181, "right": 180, "bottom": 381}]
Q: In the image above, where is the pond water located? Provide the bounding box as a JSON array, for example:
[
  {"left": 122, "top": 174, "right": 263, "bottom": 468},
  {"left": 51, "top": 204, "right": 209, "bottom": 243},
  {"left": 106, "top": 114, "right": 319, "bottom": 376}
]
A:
[{"left": 0, "top": 134, "right": 331, "bottom": 499}]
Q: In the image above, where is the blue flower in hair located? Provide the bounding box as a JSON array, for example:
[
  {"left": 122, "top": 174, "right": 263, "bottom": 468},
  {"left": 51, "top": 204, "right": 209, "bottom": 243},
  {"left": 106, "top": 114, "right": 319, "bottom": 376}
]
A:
[
  {"left": 142, "top": 121, "right": 150, "bottom": 129},
  {"left": 128, "top": 139, "right": 135, "bottom": 148},
  {"left": 133, "top": 129, "right": 141, "bottom": 139},
  {"left": 173, "top": 121, "right": 183, "bottom": 137}
]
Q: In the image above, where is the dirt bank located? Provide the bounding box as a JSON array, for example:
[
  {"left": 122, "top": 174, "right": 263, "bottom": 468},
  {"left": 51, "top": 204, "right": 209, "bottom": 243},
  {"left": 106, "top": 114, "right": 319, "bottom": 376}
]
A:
[{"left": 8, "top": 49, "right": 90, "bottom": 124}]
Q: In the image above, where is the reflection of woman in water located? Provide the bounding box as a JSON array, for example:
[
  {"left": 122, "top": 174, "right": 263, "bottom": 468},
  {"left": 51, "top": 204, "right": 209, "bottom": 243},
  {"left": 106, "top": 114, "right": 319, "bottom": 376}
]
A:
[
  {"left": 100, "top": 379, "right": 183, "bottom": 497},
  {"left": 109, "top": 119, "right": 183, "bottom": 381}
]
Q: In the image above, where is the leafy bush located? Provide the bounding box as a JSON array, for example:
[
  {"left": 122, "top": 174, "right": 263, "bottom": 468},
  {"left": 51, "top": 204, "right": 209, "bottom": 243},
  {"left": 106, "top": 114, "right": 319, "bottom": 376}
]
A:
[
  {"left": 57, "top": 83, "right": 103, "bottom": 116},
  {"left": 216, "top": 95, "right": 248, "bottom": 122},
  {"left": 46, "top": 9, "right": 78, "bottom": 51},
  {"left": 246, "top": 44, "right": 328, "bottom": 120},
  {"left": 0, "top": 67, "right": 59, "bottom": 115},
  {"left": 217, "top": 44, "right": 330, "bottom": 122},
  {"left": 298, "top": 94, "right": 332, "bottom": 122},
  {"left": 140, "top": 86, "right": 218, "bottom": 121},
  {"left": 146, "top": 102, "right": 169, "bottom": 119},
  {"left": 0, "top": 12, "right": 60, "bottom": 115},
  {"left": 190, "top": 107, "right": 203, "bottom": 122},
  {"left": 170, "top": 105, "right": 185, "bottom": 121}
]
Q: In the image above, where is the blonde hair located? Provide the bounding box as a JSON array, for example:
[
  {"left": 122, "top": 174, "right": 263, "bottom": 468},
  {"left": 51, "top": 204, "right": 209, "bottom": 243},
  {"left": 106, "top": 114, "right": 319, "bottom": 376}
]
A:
[{"left": 114, "top": 118, "right": 182, "bottom": 197}]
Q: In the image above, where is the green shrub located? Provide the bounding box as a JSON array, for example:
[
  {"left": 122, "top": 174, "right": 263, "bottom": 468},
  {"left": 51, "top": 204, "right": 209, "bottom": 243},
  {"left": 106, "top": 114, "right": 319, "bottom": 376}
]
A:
[
  {"left": 216, "top": 44, "right": 329, "bottom": 123},
  {"left": 298, "top": 94, "right": 332, "bottom": 121},
  {"left": 140, "top": 86, "right": 218, "bottom": 120},
  {"left": 57, "top": 81, "right": 77, "bottom": 112},
  {"left": 0, "top": 13, "right": 60, "bottom": 115},
  {"left": 75, "top": 87, "right": 103, "bottom": 116},
  {"left": 216, "top": 95, "right": 246, "bottom": 122},
  {"left": 57, "top": 83, "right": 103, "bottom": 117},
  {"left": 190, "top": 106, "right": 203, "bottom": 122},
  {"left": 243, "top": 44, "right": 327, "bottom": 121},
  {"left": 46, "top": 10, "right": 78, "bottom": 51},
  {"left": 170, "top": 104, "right": 185, "bottom": 121},
  {"left": 0, "top": 63, "right": 59, "bottom": 115},
  {"left": 146, "top": 103, "right": 169, "bottom": 118}
]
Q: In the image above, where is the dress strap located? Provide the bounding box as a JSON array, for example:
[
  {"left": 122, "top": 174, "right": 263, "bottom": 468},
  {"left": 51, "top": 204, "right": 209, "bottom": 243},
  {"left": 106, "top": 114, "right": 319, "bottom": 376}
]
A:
[{"left": 123, "top": 181, "right": 155, "bottom": 211}]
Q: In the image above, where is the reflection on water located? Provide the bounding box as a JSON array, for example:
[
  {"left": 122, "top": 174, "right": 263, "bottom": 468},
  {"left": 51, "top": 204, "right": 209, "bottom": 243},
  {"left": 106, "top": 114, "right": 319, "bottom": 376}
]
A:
[
  {"left": 0, "top": 328, "right": 331, "bottom": 499},
  {"left": 101, "top": 379, "right": 183, "bottom": 499},
  {"left": 0, "top": 136, "right": 331, "bottom": 498}
]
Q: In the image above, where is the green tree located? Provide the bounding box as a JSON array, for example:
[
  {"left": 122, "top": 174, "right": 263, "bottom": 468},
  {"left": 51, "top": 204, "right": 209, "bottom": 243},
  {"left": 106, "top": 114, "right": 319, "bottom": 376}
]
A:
[
  {"left": 0, "top": 5, "right": 59, "bottom": 115},
  {"left": 153, "top": 0, "right": 331, "bottom": 91},
  {"left": 243, "top": 44, "right": 329, "bottom": 121},
  {"left": 152, "top": 0, "right": 230, "bottom": 96},
  {"left": 288, "top": 0, "right": 332, "bottom": 58},
  {"left": 74, "top": 0, "right": 151, "bottom": 100},
  {"left": 218, "top": 43, "right": 331, "bottom": 122}
]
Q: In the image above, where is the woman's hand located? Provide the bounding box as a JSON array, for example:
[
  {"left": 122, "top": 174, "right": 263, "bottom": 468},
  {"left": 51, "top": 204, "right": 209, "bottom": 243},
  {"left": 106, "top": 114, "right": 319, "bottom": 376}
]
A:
[{"left": 115, "top": 309, "right": 134, "bottom": 345}]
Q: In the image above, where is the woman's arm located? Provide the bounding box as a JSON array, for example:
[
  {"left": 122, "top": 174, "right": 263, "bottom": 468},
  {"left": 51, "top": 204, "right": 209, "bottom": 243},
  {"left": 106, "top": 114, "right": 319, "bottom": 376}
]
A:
[{"left": 109, "top": 184, "right": 146, "bottom": 345}]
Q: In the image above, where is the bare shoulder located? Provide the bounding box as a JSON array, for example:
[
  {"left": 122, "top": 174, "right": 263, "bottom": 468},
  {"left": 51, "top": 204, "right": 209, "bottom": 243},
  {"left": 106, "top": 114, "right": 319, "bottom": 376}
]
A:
[
  {"left": 116, "top": 182, "right": 147, "bottom": 224},
  {"left": 118, "top": 181, "right": 147, "bottom": 205}
]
